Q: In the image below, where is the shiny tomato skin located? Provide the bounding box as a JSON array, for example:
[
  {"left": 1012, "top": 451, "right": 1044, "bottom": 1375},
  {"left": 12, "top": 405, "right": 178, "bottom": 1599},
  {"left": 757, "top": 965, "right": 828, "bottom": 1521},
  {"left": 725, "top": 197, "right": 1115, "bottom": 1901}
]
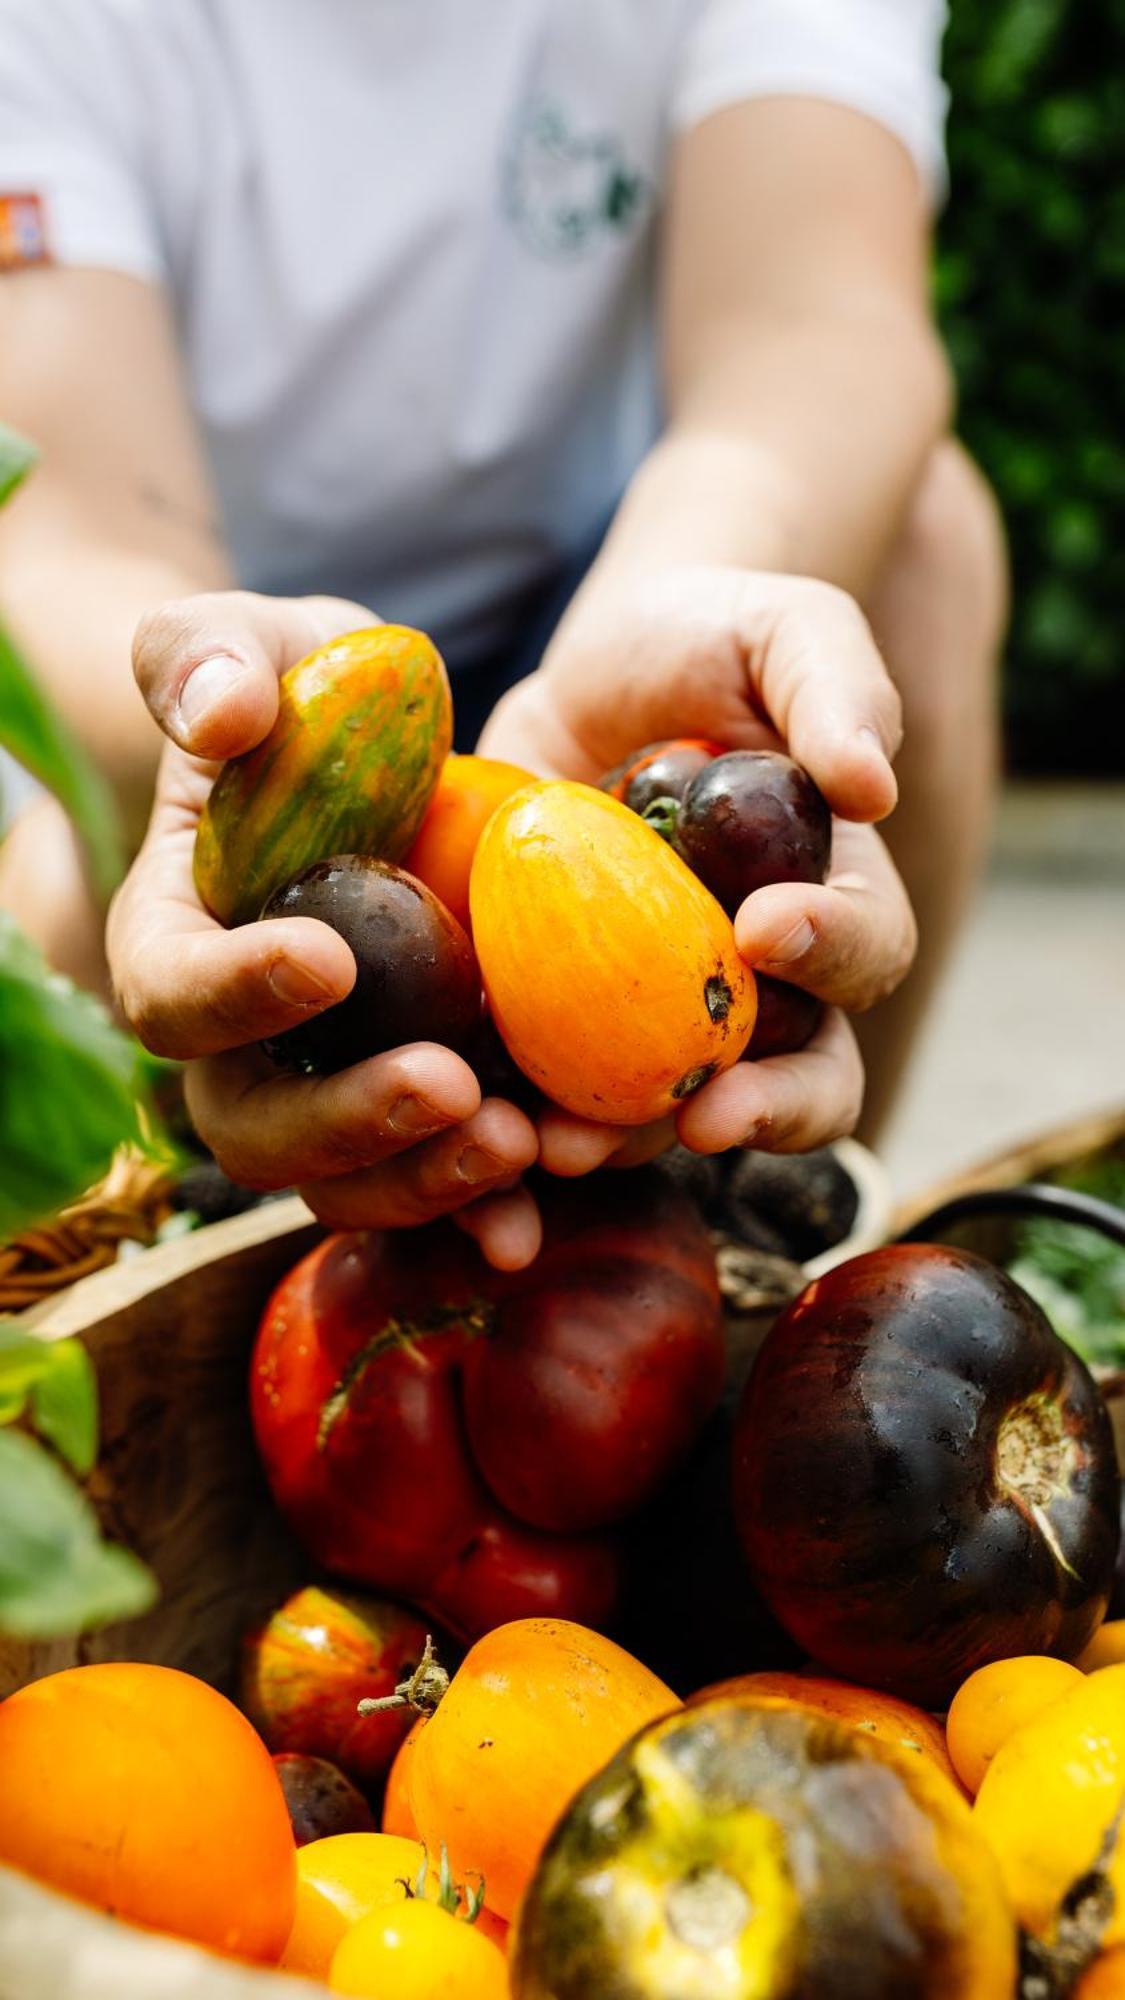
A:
[
  {"left": 734, "top": 1246, "right": 1119, "bottom": 1708},
  {"left": 0, "top": 1663, "right": 295, "bottom": 1962},
  {"left": 243, "top": 1586, "right": 427, "bottom": 1787},
  {"left": 403, "top": 753, "right": 532, "bottom": 934},
  {"left": 330, "top": 1899, "right": 509, "bottom": 1999}
]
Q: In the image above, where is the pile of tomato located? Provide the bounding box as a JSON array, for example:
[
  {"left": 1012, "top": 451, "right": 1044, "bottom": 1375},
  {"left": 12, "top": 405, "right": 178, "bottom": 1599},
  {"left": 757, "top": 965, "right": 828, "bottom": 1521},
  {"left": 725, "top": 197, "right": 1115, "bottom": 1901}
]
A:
[{"left": 3, "top": 626, "right": 1125, "bottom": 1998}]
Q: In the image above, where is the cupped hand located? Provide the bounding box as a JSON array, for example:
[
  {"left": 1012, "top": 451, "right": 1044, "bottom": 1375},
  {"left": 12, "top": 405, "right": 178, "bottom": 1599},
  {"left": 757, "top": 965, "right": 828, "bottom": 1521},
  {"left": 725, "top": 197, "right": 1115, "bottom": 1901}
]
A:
[
  {"left": 480, "top": 565, "right": 917, "bottom": 1162},
  {"left": 108, "top": 591, "right": 542, "bottom": 1269}
]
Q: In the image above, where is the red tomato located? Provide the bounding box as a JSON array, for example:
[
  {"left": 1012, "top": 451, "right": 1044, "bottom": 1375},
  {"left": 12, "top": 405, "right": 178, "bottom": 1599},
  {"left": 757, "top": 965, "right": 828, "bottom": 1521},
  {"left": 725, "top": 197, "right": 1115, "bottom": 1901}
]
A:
[{"left": 0, "top": 1663, "right": 295, "bottom": 1961}]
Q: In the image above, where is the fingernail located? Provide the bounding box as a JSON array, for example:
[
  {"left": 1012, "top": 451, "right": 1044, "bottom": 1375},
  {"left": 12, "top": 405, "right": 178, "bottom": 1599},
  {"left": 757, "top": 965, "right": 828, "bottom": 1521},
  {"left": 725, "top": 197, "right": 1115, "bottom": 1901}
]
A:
[
  {"left": 178, "top": 654, "right": 251, "bottom": 731},
  {"left": 457, "top": 1146, "right": 501, "bottom": 1185},
  {"left": 760, "top": 918, "right": 815, "bottom": 966},
  {"left": 387, "top": 1095, "right": 448, "bottom": 1138},
  {"left": 267, "top": 958, "right": 340, "bottom": 1007}
]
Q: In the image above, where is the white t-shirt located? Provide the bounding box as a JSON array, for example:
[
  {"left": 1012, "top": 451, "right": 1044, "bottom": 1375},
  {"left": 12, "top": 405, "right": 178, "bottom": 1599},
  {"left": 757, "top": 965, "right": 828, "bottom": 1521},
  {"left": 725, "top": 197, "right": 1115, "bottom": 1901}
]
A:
[{"left": 0, "top": 0, "right": 948, "bottom": 673}]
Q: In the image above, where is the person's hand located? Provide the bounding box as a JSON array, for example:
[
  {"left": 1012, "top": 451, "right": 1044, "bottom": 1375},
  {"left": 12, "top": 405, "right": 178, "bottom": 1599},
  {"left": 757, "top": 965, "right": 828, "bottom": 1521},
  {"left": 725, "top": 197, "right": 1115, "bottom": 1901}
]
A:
[
  {"left": 479, "top": 564, "right": 917, "bottom": 1166},
  {"left": 108, "top": 591, "right": 542, "bottom": 1268}
]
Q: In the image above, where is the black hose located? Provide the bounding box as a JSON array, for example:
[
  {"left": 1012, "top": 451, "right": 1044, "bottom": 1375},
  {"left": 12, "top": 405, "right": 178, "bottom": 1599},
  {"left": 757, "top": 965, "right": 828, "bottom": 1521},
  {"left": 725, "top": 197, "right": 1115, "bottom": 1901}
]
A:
[{"left": 897, "top": 1181, "right": 1125, "bottom": 1252}]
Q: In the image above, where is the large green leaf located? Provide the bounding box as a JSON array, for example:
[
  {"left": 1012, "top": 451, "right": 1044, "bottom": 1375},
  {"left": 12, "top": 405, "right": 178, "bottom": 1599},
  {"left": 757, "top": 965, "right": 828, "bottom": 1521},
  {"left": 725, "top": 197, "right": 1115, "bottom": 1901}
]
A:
[
  {"left": 0, "top": 621, "right": 124, "bottom": 900},
  {"left": 0, "top": 1428, "right": 155, "bottom": 1637},
  {"left": 0, "top": 914, "right": 159, "bottom": 1238},
  {"left": 0, "top": 1326, "right": 98, "bottom": 1475}
]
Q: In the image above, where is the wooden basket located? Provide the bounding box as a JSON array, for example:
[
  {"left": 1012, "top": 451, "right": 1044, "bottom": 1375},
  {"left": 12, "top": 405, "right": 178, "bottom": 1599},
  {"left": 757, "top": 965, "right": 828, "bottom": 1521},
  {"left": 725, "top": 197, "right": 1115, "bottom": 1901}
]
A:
[{"left": 0, "top": 1197, "right": 324, "bottom": 1999}]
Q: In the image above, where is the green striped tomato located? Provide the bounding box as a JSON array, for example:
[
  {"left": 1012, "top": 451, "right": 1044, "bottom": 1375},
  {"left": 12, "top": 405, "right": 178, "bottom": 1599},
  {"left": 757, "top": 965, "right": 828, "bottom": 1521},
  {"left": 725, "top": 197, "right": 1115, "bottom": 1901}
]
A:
[{"left": 193, "top": 626, "right": 452, "bottom": 926}]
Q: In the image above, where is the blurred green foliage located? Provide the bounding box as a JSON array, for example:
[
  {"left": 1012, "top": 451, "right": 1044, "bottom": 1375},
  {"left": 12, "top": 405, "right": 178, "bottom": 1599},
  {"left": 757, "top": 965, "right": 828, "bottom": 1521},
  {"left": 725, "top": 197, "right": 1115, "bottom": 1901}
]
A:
[{"left": 938, "top": 0, "right": 1125, "bottom": 773}]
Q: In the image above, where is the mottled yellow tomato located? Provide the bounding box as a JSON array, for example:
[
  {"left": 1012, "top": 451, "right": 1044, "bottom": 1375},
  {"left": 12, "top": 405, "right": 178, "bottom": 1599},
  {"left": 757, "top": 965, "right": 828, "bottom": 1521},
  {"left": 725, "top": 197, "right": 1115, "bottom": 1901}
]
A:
[
  {"left": 973, "top": 1664, "right": 1125, "bottom": 1942},
  {"left": 946, "top": 1655, "right": 1083, "bottom": 1795},
  {"left": 281, "top": 1833, "right": 425, "bottom": 1978},
  {"left": 330, "top": 1900, "right": 509, "bottom": 1999}
]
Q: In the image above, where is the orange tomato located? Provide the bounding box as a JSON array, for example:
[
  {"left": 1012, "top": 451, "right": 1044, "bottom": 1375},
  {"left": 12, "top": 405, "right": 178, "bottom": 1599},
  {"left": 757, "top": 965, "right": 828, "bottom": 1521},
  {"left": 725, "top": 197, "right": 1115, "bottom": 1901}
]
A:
[
  {"left": 946, "top": 1655, "right": 1083, "bottom": 1795},
  {"left": 281, "top": 1832, "right": 426, "bottom": 1978},
  {"left": 0, "top": 1663, "right": 294, "bottom": 1961},
  {"left": 1079, "top": 1621, "right": 1125, "bottom": 1672},
  {"left": 408, "top": 1618, "right": 678, "bottom": 1921},
  {"left": 973, "top": 1663, "right": 1125, "bottom": 1942},
  {"left": 330, "top": 1899, "right": 508, "bottom": 1999},
  {"left": 1077, "top": 1948, "right": 1125, "bottom": 1997},
  {"left": 404, "top": 754, "right": 532, "bottom": 934},
  {"left": 382, "top": 1718, "right": 423, "bottom": 1839},
  {"left": 470, "top": 782, "right": 756, "bottom": 1125},
  {"left": 697, "top": 1670, "right": 960, "bottom": 1787}
]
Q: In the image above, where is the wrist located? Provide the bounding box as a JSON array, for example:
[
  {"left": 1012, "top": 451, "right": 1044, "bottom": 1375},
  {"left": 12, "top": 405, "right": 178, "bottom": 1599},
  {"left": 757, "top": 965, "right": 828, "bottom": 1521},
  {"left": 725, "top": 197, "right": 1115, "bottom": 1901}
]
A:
[{"left": 591, "top": 428, "right": 807, "bottom": 584}]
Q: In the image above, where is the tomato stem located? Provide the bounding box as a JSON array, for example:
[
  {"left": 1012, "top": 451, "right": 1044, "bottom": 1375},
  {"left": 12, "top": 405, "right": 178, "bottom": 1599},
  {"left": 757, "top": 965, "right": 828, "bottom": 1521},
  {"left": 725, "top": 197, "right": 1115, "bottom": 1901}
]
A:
[
  {"left": 357, "top": 1633, "right": 450, "bottom": 1717},
  {"left": 640, "top": 795, "right": 680, "bottom": 841}
]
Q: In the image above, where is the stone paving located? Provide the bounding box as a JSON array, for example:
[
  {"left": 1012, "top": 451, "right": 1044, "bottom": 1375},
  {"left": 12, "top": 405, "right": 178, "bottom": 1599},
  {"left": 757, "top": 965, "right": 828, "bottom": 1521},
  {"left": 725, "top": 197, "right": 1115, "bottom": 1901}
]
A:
[{"left": 881, "top": 783, "right": 1125, "bottom": 1199}]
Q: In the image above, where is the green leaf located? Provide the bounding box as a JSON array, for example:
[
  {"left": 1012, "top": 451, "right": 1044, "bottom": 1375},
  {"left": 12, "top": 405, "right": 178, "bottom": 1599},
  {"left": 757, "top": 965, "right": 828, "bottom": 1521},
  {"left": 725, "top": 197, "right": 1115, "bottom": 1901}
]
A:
[
  {"left": 0, "top": 1428, "right": 156, "bottom": 1637},
  {"left": 0, "top": 621, "right": 124, "bottom": 900},
  {"left": 0, "top": 1328, "right": 99, "bottom": 1474},
  {"left": 29, "top": 1341, "right": 98, "bottom": 1475},
  {"left": 0, "top": 424, "right": 37, "bottom": 508},
  {"left": 0, "top": 914, "right": 161, "bottom": 1239}
]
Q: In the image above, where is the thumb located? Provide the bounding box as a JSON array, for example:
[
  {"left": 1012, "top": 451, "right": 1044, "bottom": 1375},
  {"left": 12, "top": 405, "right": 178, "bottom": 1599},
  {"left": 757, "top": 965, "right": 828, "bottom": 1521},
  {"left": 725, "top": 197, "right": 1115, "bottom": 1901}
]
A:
[
  {"left": 132, "top": 590, "right": 379, "bottom": 762},
  {"left": 477, "top": 672, "right": 599, "bottom": 780}
]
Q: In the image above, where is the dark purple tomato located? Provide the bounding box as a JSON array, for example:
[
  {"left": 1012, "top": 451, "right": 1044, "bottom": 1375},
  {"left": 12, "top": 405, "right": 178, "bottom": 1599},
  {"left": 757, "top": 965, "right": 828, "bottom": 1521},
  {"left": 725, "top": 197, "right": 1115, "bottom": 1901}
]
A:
[
  {"left": 734, "top": 1244, "right": 1120, "bottom": 1708},
  {"left": 259, "top": 856, "right": 481, "bottom": 1074},
  {"left": 272, "top": 1753, "right": 376, "bottom": 1845},
  {"left": 600, "top": 739, "right": 722, "bottom": 818},
  {"left": 1110, "top": 1484, "right": 1125, "bottom": 1618},
  {"left": 744, "top": 975, "right": 823, "bottom": 1060},
  {"left": 673, "top": 751, "right": 831, "bottom": 915}
]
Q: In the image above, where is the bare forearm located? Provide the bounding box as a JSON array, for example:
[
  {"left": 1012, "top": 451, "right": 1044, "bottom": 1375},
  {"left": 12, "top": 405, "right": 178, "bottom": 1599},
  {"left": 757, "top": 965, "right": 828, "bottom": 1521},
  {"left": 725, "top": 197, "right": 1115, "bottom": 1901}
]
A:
[
  {"left": 596, "top": 307, "right": 951, "bottom": 598},
  {"left": 0, "top": 267, "right": 233, "bottom": 840}
]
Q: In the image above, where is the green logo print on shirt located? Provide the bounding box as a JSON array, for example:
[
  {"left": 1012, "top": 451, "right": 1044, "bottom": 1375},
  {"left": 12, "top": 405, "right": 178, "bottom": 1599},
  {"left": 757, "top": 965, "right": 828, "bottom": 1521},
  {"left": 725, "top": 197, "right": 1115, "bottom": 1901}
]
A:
[{"left": 502, "top": 97, "right": 650, "bottom": 258}]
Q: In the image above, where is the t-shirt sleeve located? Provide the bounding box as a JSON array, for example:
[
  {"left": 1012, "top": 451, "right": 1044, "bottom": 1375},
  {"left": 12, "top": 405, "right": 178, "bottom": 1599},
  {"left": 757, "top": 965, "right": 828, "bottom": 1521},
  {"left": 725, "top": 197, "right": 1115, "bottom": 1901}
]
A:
[
  {"left": 671, "top": 0, "right": 950, "bottom": 205},
  {"left": 0, "top": 0, "right": 164, "bottom": 279}
]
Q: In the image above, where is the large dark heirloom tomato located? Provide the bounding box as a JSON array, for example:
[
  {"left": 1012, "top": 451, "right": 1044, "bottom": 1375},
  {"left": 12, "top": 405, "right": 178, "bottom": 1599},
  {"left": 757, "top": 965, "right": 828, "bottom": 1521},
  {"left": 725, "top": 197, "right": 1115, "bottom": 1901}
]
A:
[
  {"left": 512, "top": 1699, "right": 1016, "bottom": 2000},
  {"left": 251, "top": 1172, "right": 723, "bottom": 1641},
  {"left": 734, "top": 1245, "right": 1119, "bottom": 1708}
]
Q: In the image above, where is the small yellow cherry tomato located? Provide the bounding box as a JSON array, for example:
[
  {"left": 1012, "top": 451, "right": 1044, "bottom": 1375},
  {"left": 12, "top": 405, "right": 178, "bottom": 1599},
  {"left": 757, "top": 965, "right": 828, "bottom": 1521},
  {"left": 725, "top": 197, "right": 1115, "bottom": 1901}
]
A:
[
  {"left": 330, "top": 1899, "right": 509, "bottom": 1999},
  {"left": 1079, "top": 1622, "right": 1125, "bottom": 1673},
  {"left": 973, "top": 1664, "right": 1125, "bottom": 1942},
  {"left": 946, "top": 1655, "right": 1083, "bottom": 1795},
  {"left": 281, "top": 1832, "right": 425, "bottom": 1978}
]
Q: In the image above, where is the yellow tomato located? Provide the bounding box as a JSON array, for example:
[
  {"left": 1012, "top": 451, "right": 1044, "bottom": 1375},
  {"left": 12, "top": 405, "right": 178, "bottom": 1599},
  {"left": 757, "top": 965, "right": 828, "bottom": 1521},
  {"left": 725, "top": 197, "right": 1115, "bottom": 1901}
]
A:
[
  {"left": 973, "top": 1664, "right": 1125, "bottom": 1942},
  {"left": 330, "top": 1900, "right": 509, "bottom": 1999},
  {"left": 1079, "top": 1623, "right": 1125, "bottom": 1673},
  {"left": 946, "top": 1655, "right": 1084, "bottom": 1795},
  {"left": 281, "top": 1833, "right": 425, "bottom": 1978}
]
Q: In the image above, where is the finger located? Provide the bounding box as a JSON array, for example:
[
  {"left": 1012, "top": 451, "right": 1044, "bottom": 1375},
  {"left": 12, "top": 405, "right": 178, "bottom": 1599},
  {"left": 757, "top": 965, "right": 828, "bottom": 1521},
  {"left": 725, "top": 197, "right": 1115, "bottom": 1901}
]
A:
[
  {"left": 115, "top": 907, "right": 358, "bottom": 1058},
  {"left": 536, "top": 1107, "right": 677, "bottom": 1176},
  {"left": 184, "top": 1042, "right": 483, "bottom": 1188},
  {"left": 675, "top": 1009, "right": 864, "bottom": 1155},
  {"left": 477, "top": 673, "right": 589, "bottom": 779},
  {"left": 734, "top": 827, "right": 917, "bottom": 1013},
  {"left": 536, "top": 1108, "right": 628, "bottom": 1177},
  {"left": 133, "top": 590, "right": 378, "bottom": 761},
  {"left": 735, "top": 576, "right": 903, "bottom": 822},
  {"left": 298, "top": 1098, "right": 540, "bottom": 1230},
  {"left": 454, "top": 1183, "right": 544, "bottom": 1270}
]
